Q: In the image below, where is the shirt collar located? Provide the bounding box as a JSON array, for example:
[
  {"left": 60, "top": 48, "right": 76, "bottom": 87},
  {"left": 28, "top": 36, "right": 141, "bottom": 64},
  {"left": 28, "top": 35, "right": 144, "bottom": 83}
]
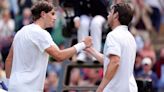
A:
[{"left": 112, "top": 25, "right": 128, "bottom": 32}]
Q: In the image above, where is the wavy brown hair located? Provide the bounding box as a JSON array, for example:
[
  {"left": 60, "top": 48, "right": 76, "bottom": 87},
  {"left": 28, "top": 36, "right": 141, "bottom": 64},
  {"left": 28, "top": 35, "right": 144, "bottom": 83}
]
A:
[
  {"left": 111, "top": 3, "right": 134, "bottom": 26},
  {"left": 31, "top": 1, "right": 55, "bottom": 21}
]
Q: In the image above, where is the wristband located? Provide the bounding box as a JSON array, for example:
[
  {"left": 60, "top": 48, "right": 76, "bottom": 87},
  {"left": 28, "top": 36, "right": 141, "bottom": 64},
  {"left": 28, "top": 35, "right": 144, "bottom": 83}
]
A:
[{"left": 74, "top": 42, "right": 86, "bottom": 53}]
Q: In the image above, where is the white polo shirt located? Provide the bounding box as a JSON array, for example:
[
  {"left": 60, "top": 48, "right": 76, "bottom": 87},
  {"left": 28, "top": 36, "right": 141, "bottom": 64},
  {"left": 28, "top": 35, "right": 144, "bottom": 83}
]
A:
[
  {"left": 8, "top": 24, "right": 55, "bottom": 92},
  {"left": 103, "top": 25, "right": 138, "bottom": 92}
]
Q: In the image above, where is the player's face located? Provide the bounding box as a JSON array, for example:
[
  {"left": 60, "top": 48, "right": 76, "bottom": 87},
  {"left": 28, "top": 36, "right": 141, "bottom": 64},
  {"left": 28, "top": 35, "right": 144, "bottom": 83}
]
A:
[
  {"left": 45, "top": 9, "right": 56, "bottom": 28},
  {"left": 107, "top": 9, "right": 114, "bottom": 27}
]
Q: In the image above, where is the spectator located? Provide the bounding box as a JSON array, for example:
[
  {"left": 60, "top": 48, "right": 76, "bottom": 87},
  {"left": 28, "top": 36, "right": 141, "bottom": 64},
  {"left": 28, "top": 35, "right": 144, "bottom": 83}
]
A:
[
  {"left": 131, "top": 0, "right": 152, "bottom": 42},
  {"left": 8, "top": 0, "right": 19, "bottom": 19},
  {"left": 47, "top": 71, "right": 58, "bottom": 92},
  {"left": 69, "top": 68, "right": 88, "bottom": 86},
  {"left": 136, "top": 57, "right": 159, "bottom": 92},
  {"left": 17, "top": 0, "right": 33, "bottom": 15},
  {"left": 0, "top": 10, "right": 15, "bottom": 41},
  {"left": 0, "top": 9, "right": 15, "bottom": 62},
  {"left": 16, "top": 7, "right": 32, "bottom": 31},
  {"left": 144, "top": 0, "right": 163, "bottom": 32},
  {"left": 131, "top": 27, "right": 144, "bottom": 52},
  {"left": 155, "top": 48, "right": 164, "bottom": 92},
  {"left": 47, "top": 62, "right": 62, "bottom": 76},
  {"left": 134, "top": 53, "right": 143, "bottom": 76},
  {"left": 84, "top": 68, "right": 101, "bottom": 86},
  {"left": 132, "top": 0, "right": 153, "bottom": 32},
  {"left": 0, "top": 0, "right": 10, "bottom": 11},
  {"left": 139, "top": 40, "right": 156, "bottom": 64}
]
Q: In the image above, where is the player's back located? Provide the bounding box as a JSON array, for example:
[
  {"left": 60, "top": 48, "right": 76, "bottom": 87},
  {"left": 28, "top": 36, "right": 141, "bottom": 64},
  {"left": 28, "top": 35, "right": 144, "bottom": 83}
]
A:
[{"left": 8, "top": 24, "right": 49, "bottom": 92}]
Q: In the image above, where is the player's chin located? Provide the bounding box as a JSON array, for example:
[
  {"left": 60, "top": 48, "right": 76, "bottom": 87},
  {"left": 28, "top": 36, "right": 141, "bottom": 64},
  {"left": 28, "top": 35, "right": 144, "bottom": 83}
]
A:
[
  {"left": 48, "top": 23, "right": 54, "bottom": 28},
  {"left": 51, "top": 22, "right": 55, "bottom": 27}
]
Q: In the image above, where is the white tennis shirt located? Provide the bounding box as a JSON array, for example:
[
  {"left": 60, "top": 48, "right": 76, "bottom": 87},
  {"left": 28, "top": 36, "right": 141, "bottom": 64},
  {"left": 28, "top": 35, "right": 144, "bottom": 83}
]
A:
[
  {"left": 8, "top": 24, "right": 55, "bottom": 92},
  {"left": 103, "top": 25, "right": 138, "bottom": 92}
]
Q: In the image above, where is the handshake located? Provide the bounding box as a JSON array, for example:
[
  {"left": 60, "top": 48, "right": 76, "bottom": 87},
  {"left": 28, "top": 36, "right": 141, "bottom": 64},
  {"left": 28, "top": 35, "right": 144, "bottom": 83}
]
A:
[
  {"left": 73, "top": 36, "right": 93, "bottom": 53},
  {"left": 83, "top": 36, "right": 93, "bottom": 48}
]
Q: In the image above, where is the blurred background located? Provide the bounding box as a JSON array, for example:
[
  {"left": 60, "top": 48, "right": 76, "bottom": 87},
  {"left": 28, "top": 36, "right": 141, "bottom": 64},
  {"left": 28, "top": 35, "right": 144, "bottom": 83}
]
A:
[{"left": 0, "top": 0, "right": 164, "bottom": 92}]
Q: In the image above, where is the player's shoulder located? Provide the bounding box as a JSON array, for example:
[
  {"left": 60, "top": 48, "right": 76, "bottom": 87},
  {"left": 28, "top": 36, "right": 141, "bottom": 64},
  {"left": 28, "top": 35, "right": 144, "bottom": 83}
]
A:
[
  {"left": 107, "top": 31, "right": 118, "bottom": 39},
  {"left": 17, "top": 24, "right": 34, "bottom": 32}
]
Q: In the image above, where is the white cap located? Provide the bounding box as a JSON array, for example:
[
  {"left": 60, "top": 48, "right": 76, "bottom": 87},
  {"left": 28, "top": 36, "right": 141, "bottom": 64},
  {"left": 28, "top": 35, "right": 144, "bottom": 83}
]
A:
[
  {"left": 73, "top": 16, "right": 80, "bottom": 22},
  {"left": 142, "top": 57, "right": 152, "bottom": 65}
]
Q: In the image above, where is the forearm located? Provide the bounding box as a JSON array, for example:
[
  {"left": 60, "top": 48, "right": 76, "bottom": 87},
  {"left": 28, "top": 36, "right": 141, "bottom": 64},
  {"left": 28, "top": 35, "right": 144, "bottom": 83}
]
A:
[
  {"left": 48, "top": 43, "right": 85, "bottom": 61},
  {"left": 5, "top": 47, "right": 13, "bottom": 78},
  {"left": 5, "top": 59, "right": 12, "bottom": 78},
  {"left": 56, "top": 47, "right": 77, "bottom": 61},
  {"left": 97, "top": 59, "right": 119, "bottom": 91},
  {"left": 88, "top": 47, "right": 104, "bottom": 63},
  {"left": 97, "top": 77, "right": 109, "bottom": 92},
  {"left": 58, "top": 42, "right": 87, "bottom": 61},
  {"left": 93, "top": 50, "right": 104, "bottom": 63}
]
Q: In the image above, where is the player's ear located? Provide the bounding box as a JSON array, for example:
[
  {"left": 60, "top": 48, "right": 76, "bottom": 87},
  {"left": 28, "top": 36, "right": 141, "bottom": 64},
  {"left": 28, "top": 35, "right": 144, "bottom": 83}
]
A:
[
  {"left": 113, "top": 12, "right": 119, "bottom": 19},
  {"left": 41, "top": 11, "right": 46, "bottom": 18}
]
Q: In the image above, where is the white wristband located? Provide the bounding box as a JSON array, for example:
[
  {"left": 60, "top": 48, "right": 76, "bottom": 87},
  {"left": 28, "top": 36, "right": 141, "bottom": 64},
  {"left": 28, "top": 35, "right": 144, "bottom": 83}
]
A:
[{"left": 74, "top": 42, "right": 86, "bottom": 53}]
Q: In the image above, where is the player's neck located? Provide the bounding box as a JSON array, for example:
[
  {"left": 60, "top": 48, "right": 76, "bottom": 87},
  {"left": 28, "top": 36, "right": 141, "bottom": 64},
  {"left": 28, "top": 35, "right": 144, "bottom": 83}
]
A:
[
  {"left": 111, "top": 22, "right": 121, "bottom": 30},
  {"left": 34, "top": 19, "right": 46, "bottom": 29}
]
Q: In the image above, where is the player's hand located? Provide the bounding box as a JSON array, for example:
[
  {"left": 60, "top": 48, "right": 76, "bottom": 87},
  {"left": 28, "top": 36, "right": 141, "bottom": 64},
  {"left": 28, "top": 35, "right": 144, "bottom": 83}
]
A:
[
  {"left": 84, "top": 47, "right": 94, "bottom": 54},
  {"left": 83, "top": 36, "right": 92, "bottom": 48}
]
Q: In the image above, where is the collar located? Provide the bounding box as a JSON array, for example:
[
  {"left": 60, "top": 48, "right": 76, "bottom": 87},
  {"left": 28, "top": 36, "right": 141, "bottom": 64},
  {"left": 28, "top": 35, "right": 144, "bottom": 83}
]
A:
[{"left": 112, "top": 25, "right": 128, "bottom": 32}]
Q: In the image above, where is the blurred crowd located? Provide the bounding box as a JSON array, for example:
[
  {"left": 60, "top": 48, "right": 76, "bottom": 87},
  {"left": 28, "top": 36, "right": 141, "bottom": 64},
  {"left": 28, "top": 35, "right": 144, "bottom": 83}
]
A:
[{"left": 0, "top": 0, "right": 164, "bottom": 92}]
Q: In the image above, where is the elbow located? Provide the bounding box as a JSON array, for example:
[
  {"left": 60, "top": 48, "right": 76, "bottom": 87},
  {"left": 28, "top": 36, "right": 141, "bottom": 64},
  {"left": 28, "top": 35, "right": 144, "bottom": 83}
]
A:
[
  {"left": 105, "top": 61, "right": 120, "bottom": 80},
  {"left": 55, "top": 56, "right": 64, "bottom": 61},
  {"left": 53, "top": 53, "right": 65, "bottom": 61},
  {"left": 116, "top": 61, "right": 120, "bottom": 67},
  {"left": 114, "top": 61, "right": 120, "bottom": 69},
  {"left": 112, "top": 56, "right": 120, "bottom": 68}
]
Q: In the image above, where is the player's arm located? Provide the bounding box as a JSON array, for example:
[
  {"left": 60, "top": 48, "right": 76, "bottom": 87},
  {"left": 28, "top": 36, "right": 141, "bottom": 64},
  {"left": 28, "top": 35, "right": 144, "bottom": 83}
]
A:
[
  {"left": 96, "top": 54, "right": 120, "bottom": 92},
  {"left": 85, "top": 47, "right": 104, "bottom": 63},
  {"left": 45, "top": 44, "right": 77, "bottom": 61},
  {"left": 46, "top": 37, "right": 92, "bottom": 61},
  {"left": 5, "top": 46, "right": 13, "bottom": 79}
]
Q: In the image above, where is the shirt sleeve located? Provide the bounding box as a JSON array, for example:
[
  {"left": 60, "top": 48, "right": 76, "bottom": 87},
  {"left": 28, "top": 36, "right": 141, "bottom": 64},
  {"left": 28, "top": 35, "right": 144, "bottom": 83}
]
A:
[
  {"left": 105, "top": 35, "right": 121, "bottom": 57},
  {"left": 31, "top": 31, "right": 55, "bottom": 52}
]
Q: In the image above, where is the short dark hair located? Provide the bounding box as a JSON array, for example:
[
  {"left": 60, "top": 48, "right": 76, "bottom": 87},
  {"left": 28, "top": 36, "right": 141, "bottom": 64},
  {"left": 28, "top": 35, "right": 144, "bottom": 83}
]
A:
[
  {"left": 111, "top": 3, "right": 133, "bottom": 26},
  {"left": 31, "top": 1, "right": 54, "bottom": 21}
]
